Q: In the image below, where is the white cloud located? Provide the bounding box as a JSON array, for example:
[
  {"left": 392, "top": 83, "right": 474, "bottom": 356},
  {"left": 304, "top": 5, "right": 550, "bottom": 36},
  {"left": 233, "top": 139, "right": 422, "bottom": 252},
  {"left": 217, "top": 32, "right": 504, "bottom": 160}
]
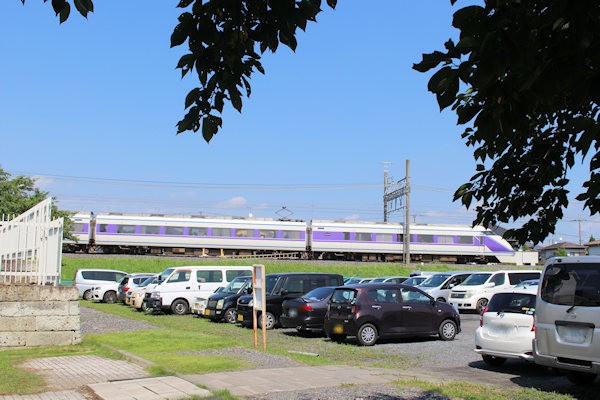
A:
[
  {"left": 216, "top": 196, "right": 247, "bottom": 209},
  {"left": 33, "top": 175, "right": 54, "bottom": 189},
  {"left": 343, "top": 214, "right": 360, "bottom": 221}
]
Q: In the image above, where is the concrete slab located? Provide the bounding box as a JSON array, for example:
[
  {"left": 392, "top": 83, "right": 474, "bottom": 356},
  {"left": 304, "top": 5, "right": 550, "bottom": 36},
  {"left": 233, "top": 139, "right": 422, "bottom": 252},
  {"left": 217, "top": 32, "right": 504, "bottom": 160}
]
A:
[{"left": 87, "top": 376, "right": 210, "bottom": 400}]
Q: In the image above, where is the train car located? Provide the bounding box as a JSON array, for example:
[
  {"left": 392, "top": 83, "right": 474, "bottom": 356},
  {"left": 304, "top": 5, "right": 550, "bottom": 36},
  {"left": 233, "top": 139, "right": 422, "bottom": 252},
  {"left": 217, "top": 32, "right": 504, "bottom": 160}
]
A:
[
  {"left": 309, "top": 220, "right": 516, "bottom": 263},
  {"left": 64, "top": 212, "right": 93, "bottom": 252},
  {"left": 91, "top": 213, "right": 307, "bottom": 256}
]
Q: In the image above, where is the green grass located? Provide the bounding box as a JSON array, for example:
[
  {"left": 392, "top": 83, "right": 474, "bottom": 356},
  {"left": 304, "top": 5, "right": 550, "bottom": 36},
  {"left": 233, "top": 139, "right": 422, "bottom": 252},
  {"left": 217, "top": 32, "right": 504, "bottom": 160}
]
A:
[
  {"left": 395, "top": 379, "right": 576, "bottom": 400},
  {"left": 61, "top": 255, "right": 456, "bottom": 282}
]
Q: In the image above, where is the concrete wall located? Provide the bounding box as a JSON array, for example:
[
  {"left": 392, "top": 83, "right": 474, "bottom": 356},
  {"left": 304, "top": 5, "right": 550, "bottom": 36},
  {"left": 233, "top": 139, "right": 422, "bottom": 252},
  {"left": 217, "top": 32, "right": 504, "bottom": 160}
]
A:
[{"left": 0, "top": 285, "right": 81, "bottom": 347}]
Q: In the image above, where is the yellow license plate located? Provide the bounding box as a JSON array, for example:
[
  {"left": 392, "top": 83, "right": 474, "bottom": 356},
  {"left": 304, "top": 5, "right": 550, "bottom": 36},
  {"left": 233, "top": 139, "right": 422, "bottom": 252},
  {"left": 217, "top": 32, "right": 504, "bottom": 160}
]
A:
[
  {"left": 237, "top": 314, "right": 244, "bottom": 321},
  {"left": 333, "top": 324, "right": 344, "bottom": 334},
  {"left": 204, "top": 309, "right": 210, "bottom": 316}
]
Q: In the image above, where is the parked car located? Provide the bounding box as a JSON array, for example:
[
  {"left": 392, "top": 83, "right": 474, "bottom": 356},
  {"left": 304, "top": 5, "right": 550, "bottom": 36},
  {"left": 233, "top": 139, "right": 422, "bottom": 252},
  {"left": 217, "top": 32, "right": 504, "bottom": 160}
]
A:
[
  {"left": 449, "top": 269, "right": 541, "bottom": 313},
  {"left": 74, "top": 269, "right": 127, "bottom": 300},
  {"left": 90, "top": 277, "right": 126, "bottom": 303},
  {"left": 126, "top": 275, "right": 158, "bottom": 306},
  {"left": 145, "top": 265, "right": 253, "bottom": 315},
  {"left": 203, "top": 276, "right": 253, "bottom": 323},
  {"left": 418, "top": 272, "right": 474, "bottom": 302},
  {"left": 402, "top": 276, "right": 428, "bottom": 286},
  {"left": 369, "top": 276, "right": 410, "bottom": 284},
  {"left": 474, "top": 286, "right": 537, "bottom": 366},
  {"left": 118, "top": 273, "right": 155, "bottom": 303},
  {"left": 236, "top": 273, "right": 344, "bottom": 329},
  {"left": 280, "top": 286, "right": 336, "bottom": 333},
  {"left": 324, "top": 283, "right": 461, "bottom": 346},
  {"left": 132, "top": 276, "right": 160, "bottom": 311},
  {"left": 534, "top": 256, "right": 600, "bottom": 384}
]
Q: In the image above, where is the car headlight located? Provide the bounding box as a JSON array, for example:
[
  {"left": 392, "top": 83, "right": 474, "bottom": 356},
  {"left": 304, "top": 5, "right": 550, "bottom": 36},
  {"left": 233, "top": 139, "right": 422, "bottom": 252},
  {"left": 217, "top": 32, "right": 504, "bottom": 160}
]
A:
[
  {"left": 150, "top": 292, "right": 161, "bottom": 299},
  {"left": 464, "top": 290, "right": 474, "bottom": 298},
  {"left": 216, "top": 299, "right": 224, "bottom": 309},
  {"left": 248, "top": 299, "right": 253, "bottom": 307}
]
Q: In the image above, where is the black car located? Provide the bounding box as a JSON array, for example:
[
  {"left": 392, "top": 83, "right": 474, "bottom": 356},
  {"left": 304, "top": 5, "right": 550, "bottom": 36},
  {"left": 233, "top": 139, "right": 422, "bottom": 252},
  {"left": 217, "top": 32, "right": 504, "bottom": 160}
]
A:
[
  {"left": 236, "top": 273, "right": 344, "bottom": 330},
  {"left": 324, "top": 283, "right": 461, "bottom": 346},
  {"left": 280, "top": 286, "right": 336, "bottom": 333},
  {"left": 204, "top": 276, "right": 252, "bottom": 323}
]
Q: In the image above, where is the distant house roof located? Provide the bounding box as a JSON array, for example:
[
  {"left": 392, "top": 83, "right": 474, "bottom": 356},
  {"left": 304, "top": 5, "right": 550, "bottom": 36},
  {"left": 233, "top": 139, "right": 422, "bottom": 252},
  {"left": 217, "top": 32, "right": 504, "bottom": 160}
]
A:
[
  {"left": 539, "top": 241, "right": 587, "bottom": 251},
  {"left": 586, "top": 240, "right": 600, "bottom": 247}
]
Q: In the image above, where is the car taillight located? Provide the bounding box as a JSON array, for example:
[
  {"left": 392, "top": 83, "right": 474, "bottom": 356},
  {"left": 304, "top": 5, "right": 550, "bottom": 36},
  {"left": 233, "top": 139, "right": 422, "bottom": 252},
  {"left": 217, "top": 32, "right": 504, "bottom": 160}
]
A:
[
  {"left": 300, "top": 304, "right": 313, "bottom": 312},
  {"left": 124, "top": 287, "right": 130, "bottom": 292},
  {"left": 479, "top": 306, "right": 488, "bottom": 327},
  {"left": 531, "top": 315, "right": 536, "bottom": 331},
  {"left": 351, "top": 305, "right": 358, "bottom": 314}
]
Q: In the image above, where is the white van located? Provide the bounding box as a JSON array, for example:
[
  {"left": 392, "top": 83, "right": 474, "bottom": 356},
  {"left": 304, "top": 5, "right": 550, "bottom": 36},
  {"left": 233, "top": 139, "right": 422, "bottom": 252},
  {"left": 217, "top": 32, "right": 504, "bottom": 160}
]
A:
[
  {"left": 145, "top": 266, "right": 252, "bottom": 315},
  {"left": 74, "top": 269, "right": 127, "bottom": 300},
  {"left": 418, "top": 271, "right": 474, "bottom": 302},
  {"left": 448, "top": 269, "right": 540, "bottom": 313},
  {"left": 533, "top": 256, "right": 600, "bottom": 384}
]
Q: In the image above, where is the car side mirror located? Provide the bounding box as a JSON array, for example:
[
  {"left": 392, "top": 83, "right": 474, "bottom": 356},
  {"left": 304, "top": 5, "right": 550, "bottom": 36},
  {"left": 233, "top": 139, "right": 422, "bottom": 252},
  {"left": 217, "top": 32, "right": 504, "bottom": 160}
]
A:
[
  {"left": 246, "top": 288, "right": 253, "bottom": 294},
  {"left": 485, "top": 282, "right": 496, "bottom": 288}
]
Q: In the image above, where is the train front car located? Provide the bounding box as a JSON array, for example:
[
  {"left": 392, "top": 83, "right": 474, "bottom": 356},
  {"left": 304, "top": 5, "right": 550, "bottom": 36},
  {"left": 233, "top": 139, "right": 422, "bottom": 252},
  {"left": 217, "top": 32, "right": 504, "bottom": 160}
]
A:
[
  {"left": 64, "top": 212, "right": 93, "bottom": 252},
  {"left": 309, "top": 220, "right": 517, "bottom": 263},
  {"left": 91, "top": 213, "right": 307, "bottom": 256}
]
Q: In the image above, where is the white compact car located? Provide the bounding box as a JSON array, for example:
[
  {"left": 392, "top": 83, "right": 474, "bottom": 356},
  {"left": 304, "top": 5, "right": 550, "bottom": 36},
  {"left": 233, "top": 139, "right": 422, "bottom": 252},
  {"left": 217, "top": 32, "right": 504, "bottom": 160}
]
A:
[
  {"left": 90, "top": 279, "right": 124, "bottom": 303},
  {"left": 474, "top": 287, "right": 537, "bottom": 366}
]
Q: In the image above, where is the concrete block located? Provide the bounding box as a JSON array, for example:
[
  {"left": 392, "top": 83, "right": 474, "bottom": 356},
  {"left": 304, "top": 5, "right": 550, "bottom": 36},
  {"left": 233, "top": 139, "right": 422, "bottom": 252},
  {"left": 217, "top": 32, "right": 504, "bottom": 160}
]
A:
[
  {"left": 0, "top": 332, "right": 26, "bottom": 347},
  {"left": 36, "top": 315, "right": 80, "bottom": 331},
  {"left": 0, "top": 316, "right": 36, "bottom": 331},
  {"left": 0, "top": 302, "right": 21, "bottom": 316},
  {"left": 20, "top": 301, "right": 69, "bottom": 316},
  {"left": 25, "top": 331, "right": 79, "bottom": 347}
]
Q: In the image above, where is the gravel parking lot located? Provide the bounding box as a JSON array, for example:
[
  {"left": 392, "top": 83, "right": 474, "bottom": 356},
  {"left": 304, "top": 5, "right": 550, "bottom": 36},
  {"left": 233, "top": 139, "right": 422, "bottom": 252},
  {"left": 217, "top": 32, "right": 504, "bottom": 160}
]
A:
[{"left": 80, "top": 307, "right": 592, "bottom": 398}]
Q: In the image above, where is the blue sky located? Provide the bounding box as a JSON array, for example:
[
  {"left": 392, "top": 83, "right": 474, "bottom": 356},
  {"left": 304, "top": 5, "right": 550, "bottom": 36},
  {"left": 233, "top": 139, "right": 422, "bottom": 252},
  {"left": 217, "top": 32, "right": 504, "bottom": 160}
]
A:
[{"left": 1, "top": 1, "right": 597, "bottom": 246}]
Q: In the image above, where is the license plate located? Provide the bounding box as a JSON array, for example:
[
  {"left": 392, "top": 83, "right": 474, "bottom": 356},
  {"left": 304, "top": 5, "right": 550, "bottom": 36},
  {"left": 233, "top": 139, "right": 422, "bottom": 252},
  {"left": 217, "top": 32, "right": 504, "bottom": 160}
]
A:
[
  {"left": 237, "top": 314, "right": 244, "bottom": 322},
  {"left": 288, "top": 308, "right": 298, "bottom": 318},
  {"left": 204, "top": 309, "right": 212, "bottom": 316},
  {"left": 558, "top": 325, "right": 589, "bottom": 344}
]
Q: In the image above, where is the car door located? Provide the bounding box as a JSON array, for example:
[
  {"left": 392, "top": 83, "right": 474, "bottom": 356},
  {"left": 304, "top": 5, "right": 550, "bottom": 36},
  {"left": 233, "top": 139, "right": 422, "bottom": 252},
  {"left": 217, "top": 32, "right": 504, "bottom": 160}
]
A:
[
  {"left": 399, "top": 287, "right": 436, "bottom": 334},
  {"left": 365, "top": 287, "right": 403, "bottom": 335}
]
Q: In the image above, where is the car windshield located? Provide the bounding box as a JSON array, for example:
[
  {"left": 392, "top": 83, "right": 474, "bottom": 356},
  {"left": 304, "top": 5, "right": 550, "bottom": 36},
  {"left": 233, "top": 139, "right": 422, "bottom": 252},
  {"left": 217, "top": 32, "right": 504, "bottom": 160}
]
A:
[
  {"left": 370, "top": 277, "right": 386, "bottom": 283},
  {"left": 403, "top": 277, "right": 425, "bottom": 286},
  {"left": 302, "top": 287, "right": 334, "bottom": 301},
  {"left": 541, "top": 263, "right": 600, "bottom": 307},
  {"left": 487, "top": 292, "right": 536, "bottom": 315},
  {"left": 344, "top": 277, "right": 363, "bottom": 285},
  {"left": 461, "top": 273, "right": 492, "bottom": 286},
  {"left": 265, "top": 275, "right": 281, "bottom": 295},
  {"left": 330, "top": 288, "right": 357, "bottom": 304},
  {"left": 140, "top": 276, "right": 156, "bottom": 286},
  {"left": 222, "top": 277, "right": 249, "bottom": 294},
  {"left": 419, "top": 274, "right": 451, "bottom": 288},
  {"left": 158, "top": 268, "right": 175, "bottom": 282}
]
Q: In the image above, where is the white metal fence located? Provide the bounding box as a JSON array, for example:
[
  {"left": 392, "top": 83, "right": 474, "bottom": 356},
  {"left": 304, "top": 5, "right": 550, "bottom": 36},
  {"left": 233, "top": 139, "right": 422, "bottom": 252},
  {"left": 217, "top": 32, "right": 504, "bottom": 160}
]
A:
[{"left": 0, "top": 198, "right": 63, "bottom": 285}]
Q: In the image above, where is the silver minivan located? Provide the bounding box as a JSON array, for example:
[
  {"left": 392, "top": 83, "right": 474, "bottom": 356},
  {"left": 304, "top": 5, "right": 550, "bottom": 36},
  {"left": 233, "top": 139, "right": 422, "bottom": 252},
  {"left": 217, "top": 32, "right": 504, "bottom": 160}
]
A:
[{"left": 533, "top": 256, "right": 600, "bottom": 384}]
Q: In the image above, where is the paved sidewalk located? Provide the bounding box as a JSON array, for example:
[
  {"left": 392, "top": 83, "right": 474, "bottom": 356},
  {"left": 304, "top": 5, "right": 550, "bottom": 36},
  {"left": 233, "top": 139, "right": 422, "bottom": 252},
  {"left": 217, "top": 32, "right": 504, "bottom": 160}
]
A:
[{"left": 0, "top": 355, "right": 440, "bottom": 400}]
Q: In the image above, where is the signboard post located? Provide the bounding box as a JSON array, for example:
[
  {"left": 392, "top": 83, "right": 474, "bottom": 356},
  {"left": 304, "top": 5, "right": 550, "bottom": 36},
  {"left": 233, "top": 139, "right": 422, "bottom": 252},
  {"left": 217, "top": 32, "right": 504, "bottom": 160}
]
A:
[{"left": 252, "top": 264, "right": 267, "bottom": 350}]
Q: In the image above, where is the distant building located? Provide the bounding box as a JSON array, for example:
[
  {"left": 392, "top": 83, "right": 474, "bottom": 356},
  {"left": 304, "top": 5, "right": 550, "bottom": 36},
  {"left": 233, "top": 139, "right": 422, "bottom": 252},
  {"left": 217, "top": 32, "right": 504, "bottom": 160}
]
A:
[
  {"left": 586, "top": 240, "right": 600, "bottom": 256},
  {"left": 538, "top": 242, "right": 587, "bottom": 260}
]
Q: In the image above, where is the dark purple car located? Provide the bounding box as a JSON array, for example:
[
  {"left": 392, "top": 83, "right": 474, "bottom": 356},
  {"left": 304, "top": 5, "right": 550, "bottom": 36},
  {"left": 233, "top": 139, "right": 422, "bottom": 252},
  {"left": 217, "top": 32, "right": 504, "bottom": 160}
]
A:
[
  {"left": 324, "top": 283, "right": 461, "bottom": 346},
  {"left": 280, "top": 286, "right": 336, "bottom": 333}
]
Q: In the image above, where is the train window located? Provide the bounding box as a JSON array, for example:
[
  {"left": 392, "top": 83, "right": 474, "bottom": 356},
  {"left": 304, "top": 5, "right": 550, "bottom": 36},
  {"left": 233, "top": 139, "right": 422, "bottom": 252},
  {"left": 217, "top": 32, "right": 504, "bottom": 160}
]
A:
[
  {"left": 165, "top": 226, "right": 184, "bottom": 235},
  {"left": 344, "top": 232, "right": 351, "bottom": 241},
  {"left": 189, "top": 227, "right": 208, "bottom": 236},
  {"left": 98, "top": 224, "right": 108, "bottom": 233},
  {"left": 259, "top": 230, "right": 276, "bottom": 238},
  {"left": 355, "top": 233, "right": 373, "bottom": 241},
  {"left": 416, "top": 234, "right": 434, "bottom": 243},
  {"left": 212, "top": 228, "right": 231, "bottom": 237},
  {"left": 72, "top": 223, "right": 85, "bottom": 232},
  {"left": 141, "top": 226, "right": 160, "bottom": 235},
  {"left": 117, "top": 225, "right": 136, "bottom": 234},
  {"left": 197, "top": 270, "right": 222, "bottom": 283},
  {"left": 396, "top": 234, "right": 404, "bottom": 242},
  {"left": 377, "top": 233, "right": 393, "bottom": 242},
  {"left": 437, "top": 235, "right": 454, "bottom": 244},
  {"left": 282, "top": 230, "right": 301, "bottom": 239},
  {"left": 457, "top": 236, "right": 473, "bottom": 244},
  {"left": 236, "top": 229, "right": 254, "bottom": 238}
]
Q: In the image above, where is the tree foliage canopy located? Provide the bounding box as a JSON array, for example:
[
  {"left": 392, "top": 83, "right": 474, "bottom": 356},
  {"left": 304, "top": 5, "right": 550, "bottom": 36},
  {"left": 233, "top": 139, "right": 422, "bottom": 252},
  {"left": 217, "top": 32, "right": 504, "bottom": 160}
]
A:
[
  {"left": 414, "top": 0, "right": 600, "bottom": 244},
  {"left": 22, "top": 0, "right": 600, "bottom": 245}
]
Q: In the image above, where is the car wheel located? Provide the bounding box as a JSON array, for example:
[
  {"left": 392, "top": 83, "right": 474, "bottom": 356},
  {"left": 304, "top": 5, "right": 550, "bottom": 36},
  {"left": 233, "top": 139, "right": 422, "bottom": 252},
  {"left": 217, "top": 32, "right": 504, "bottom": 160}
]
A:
[
  {"left": 83, "top": 290, "right": 93, "bottom": 301},
  {"left": 476, "top": 298, "right": 488, "bottom": 314},
  {"left": 438, "top": 319, "right": 457, "bottom": 340},
  {"left": 223, "top": 308, "right": 237, "bottom": 324},
  {"left": 258, "top": 312, "right": 276, "bottom": 330},
  {"left": 141, "top": 301, "right": 151, "bottom": 313},
  {"left": 566, "top": 371, "right": 597, "bottom": 385},
  {"left": 103, "top": 291, "right": 117, "bottom": 304},
  {"left": 328, "top": 333, "right": 347, "bottom": 343},
  {"left": 171, "top": 299, "right": 189, "bottom": 315},
  {"left": 436, "top": 297, "right": 446, "bottom": 302},
  {"left": 482, "top": 355, "right": 506, "bottom": 367},
  {"left": 357, "top": 323, "right": 378, "bottom": 346}
]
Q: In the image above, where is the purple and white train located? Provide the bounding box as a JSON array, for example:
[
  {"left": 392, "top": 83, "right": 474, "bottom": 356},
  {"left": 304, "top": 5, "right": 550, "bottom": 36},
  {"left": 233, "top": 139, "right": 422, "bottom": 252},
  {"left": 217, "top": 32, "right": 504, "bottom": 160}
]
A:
[{"left": 66, "top": 212, "right": 533, "bottom": 264}]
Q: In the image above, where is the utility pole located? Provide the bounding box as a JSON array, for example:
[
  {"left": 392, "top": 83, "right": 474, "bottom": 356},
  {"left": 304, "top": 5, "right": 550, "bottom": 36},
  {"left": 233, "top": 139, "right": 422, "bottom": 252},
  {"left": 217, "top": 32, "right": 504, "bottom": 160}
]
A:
[{"left": 383, "top": 160, "right": 411, "bottom": 265}]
